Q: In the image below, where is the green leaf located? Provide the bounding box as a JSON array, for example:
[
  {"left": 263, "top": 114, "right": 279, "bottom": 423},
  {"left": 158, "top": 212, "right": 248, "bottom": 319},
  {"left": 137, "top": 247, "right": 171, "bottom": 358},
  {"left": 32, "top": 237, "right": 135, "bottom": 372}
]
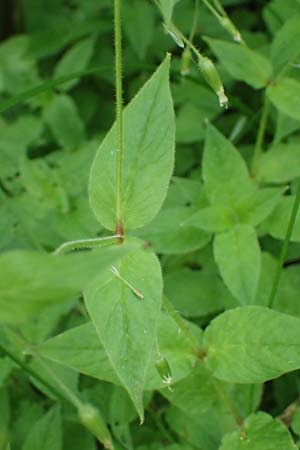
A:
[
  {"left": 186, "top": 205, "right": 235, "bottom": 233},
  {"left": 22, "top": 405, "right": 62, "bottom": 450},
  {"left": 203, "top": 124, "right": 255, "bottom": 207},
  {"left": 159, "top": 0, "right": 180, "bottom": 25},
  {"left": 264, "top": 196, "right": 300, "bottom": 242},
  {"left": 204, "top": 306, "right": 300, "bottom": 383},
  {"left": 267, "top": 78, "right": 300, "bottom": 120},
  {"left": 53, "top": 37, "right": 95, "bottom": 91},
  {"left": 220, "top": 412, "right": 297, "bottom": 450},
  {"left": 123, "top": 0, "right": 155, "bottom": 60},
  {"left": 213, "top": 225, "right": 261, "bottom": 305},
  {"left": 257, "top": 142, "right": 300, "bottom": 183},
  {"left": 205, "top": 38, "right": 273, "bottom": 89},
  {"left": 271, "top": 16, "right": 300, "bottom": 72},
  {"left": 236, "top": 187, "right": 285, "bottom": 226},
  {"left": 135, "top": 206, "right": 211, "bottom": 254},
  {"left": 89, "top": 55, "right": 175, "bottom": 231},
  {"left": 84, "top": 247, "right": 163, "bottom": 421},
  {"left": 0, "top": 243, "right": 134, "bottom": 324},
  {"left": 0, "top": 388, "right": 10, "bottom": 450},
  {"left": 43, "top": 94, "right": 85, "bottom": 148},
  {"left": 164, "top": 268, "right": 227, "bottom": 318}
]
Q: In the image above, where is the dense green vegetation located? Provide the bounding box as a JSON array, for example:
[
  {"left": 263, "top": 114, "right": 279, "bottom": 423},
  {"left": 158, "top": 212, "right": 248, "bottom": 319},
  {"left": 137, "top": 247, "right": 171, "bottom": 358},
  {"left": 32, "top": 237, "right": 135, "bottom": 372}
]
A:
[{"left": 1, "top": 0, "right": 300, "bottom": 448}]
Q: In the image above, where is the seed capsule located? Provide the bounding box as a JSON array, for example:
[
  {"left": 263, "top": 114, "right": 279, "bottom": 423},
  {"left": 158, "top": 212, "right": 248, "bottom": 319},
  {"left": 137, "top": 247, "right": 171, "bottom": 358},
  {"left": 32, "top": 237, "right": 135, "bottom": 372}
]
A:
[
  {"left": 181, "top": 47, "right": 192, "bottom": 76},
  {"left": 197, "top": 56, "right": 228, "bottom": 108},
  {"left": 218, "top": 17, "right": 242, "bottom": 43},
  {"left": 79, "top": 404, "right": 114, "bottom": 450}
]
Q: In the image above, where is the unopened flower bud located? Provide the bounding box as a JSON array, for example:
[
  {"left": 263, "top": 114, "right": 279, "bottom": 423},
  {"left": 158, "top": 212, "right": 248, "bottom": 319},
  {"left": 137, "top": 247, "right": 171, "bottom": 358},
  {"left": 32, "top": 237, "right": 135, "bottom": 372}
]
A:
[
  {"left": 155, "top": 355, "right": 173, "bottom": 390},
  {"left": 218, "top": 17, "right": 242, "bottom": 43},
  {"left": 181, "top": 47, "right": 192, "bottom": 76},
  {"left": 79, "top": 404, "right": 114, "bottom": 450},
  {"left": 197, "top": 56, "right": 228, "bottom": 108}
]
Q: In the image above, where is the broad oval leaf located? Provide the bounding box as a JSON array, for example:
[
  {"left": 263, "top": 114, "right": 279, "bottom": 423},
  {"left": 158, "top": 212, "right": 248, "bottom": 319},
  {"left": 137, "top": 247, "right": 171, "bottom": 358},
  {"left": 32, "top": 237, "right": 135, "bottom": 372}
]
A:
[
  {"left": 267, "top": 78, "right": 300, "bottom": 120},
  {"left": 38, "top": 311, "right": 199, "bottom": 391},
  {"left": 220, "top": 412, "right": 297, "bottom": 450},
  {"left": 204, "top": 306, "right": 300, "bottom": 383},
  {"left": 89, "top": 56, "right": 175, "bottom": 232},
  {"left": 213, "top": 224, "right": 261, "bottom": 305},
  {"left": 84, "top": 246, "right": 163, "bottom": 421}
]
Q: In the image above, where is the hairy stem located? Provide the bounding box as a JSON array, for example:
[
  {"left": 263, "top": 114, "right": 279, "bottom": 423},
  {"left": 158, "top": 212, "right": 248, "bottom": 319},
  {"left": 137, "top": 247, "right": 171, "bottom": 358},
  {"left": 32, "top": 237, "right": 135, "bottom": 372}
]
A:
[
  {"left": 53, "top": 234, "right": 122, "bottom": 255},
  {"left": 268, "top": 179, "right": 300, "bottom": 309},
  {"left": 114, "top": 0, "right": 124, "bottom": 235}
]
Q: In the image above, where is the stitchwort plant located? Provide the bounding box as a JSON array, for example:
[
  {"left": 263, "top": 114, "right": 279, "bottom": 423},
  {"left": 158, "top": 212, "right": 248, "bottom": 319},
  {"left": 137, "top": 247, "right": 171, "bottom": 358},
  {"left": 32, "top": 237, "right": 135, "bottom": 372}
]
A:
[{"left": 1, "top": 0, "right": 300, "bottom": 449}]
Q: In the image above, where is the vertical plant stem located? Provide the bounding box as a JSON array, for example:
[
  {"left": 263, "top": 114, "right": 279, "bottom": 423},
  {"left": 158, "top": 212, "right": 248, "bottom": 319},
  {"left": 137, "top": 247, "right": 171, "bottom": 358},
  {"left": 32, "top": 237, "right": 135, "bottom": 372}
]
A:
[
  {"left": 268, "top": 179, "right": 300, "bottom": 309},
  {"left": 189, "top": 0, "right": 199, "bottom": 42},
  {"left": 114, "top": 0, "right": 124, "bottom": 236},
  {"left": 251, "top": 95, "right": 270, "bottom": 176}
]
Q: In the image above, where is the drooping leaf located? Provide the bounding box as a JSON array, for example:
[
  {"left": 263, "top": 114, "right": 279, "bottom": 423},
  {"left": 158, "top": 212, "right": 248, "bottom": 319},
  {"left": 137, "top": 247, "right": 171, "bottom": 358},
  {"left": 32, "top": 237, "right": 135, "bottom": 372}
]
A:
[
  {"left": 267, "top": 78, "right": 300, "bottom": 120},
  {"left": 89, "top": 56, "right": 175, "bottom": 231},
  {"left": 204, "top": 306, "right": 300, "bottom": 383},
  {"left": 22, "top": 405, "right": 62, "bottom": 450},
  {"left": 220, "top": 412, "right": 297, "bottom": 450},
  {"left": 84, "top": 247, "right": 163, "bottom": 421},
  {"left": 257, "top": 142, "right": 300, "bottom": 183},
  {"left": 0, "top": 243, "right": 134, "bottom": 324},
  {"left": 203, "top": 124, "right": 255, "bottom": 207},
  {"left": 213, "top": 224, "right": 261, "bottom": 305},
  {"left": 271, "top": 16, "right": 300, "bottom": 72},
  {"left": 205, "top": 38, "right": 273, "bottom": 89}
]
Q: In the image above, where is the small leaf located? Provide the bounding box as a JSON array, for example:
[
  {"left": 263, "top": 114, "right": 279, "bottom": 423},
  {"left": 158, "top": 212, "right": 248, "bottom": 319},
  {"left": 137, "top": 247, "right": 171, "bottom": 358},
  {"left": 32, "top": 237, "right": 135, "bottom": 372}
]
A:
[
  {"left": 220, "top": 412, "right": 297, "bottom": 450},
  {"left": 135, "top": 206, "right": 211, "bottom": 254},
  {"left": 213, "top": 225, "right": 261, "bottom": 305},
  {"left": 89, "top": 56, "right": 175, "bottom": 231},
  {"left": 159, "top": 0, "right": 180, "bottom": 26},
  {"left": 264, "top": 195, "right": 300, "bottom": 242},
  {"left": 54, "top": 37, "right": 95, "bottom": 91},
  {"left": 123, "top": 0, "right": 155, "bottom": 60},
  {"left": 237, "top": 187, "right": 285, "bottom": 226},
  {"left": 84, "top": 247, "right": 163, "bottom": 421},
  {"left": 258, "top": 142, "right": 300, "bottom": 183},
  {"left": 22, "top": 405, "right": 62, "bottom": 450},
  {"left": 203, "top": 124, "right": 255, "bottom": 207},
  {"left": 271, "top": 16, "right": 300, "bottom": 72},
  {"left": 205, "top": 37, "right": 273, "bottom": 89},
  {"left": 186, "top": 205, "right": 234, "bottom": 233},
  {"left": 0, "top": 243, "right": 134, "bottom": 324},
  {"left": 43, "top": 94, "right": 85, "bottom": 148},
  {"left": 204, "top": 306, "right": 300, "bottom": 383},
  {"left": 267, "top": 78, "right": 300, "bottom": 120}
]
